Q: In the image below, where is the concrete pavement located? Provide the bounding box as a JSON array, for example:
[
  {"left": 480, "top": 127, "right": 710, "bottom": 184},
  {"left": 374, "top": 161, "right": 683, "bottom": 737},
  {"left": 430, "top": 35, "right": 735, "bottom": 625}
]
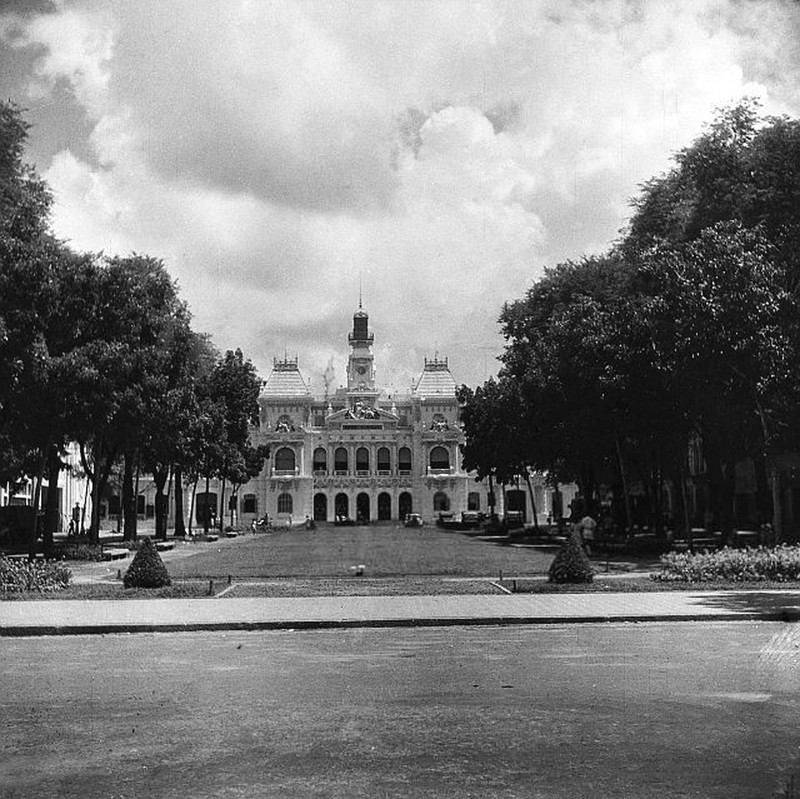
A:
[{"left": 2, "top": 587, "right": 800, "bottom": 636}]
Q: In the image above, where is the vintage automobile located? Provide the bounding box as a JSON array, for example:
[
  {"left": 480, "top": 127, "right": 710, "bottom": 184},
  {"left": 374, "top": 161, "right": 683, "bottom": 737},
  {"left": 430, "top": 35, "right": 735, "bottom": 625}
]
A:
[{"left": 404, "top": 513, "right": 423, "bottom": 527}]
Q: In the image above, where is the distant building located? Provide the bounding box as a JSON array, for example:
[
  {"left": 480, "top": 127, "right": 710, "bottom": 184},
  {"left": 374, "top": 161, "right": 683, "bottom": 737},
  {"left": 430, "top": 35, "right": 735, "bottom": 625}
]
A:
[{"left": 250, "top": 303, "right": 473, "bottom": 524}]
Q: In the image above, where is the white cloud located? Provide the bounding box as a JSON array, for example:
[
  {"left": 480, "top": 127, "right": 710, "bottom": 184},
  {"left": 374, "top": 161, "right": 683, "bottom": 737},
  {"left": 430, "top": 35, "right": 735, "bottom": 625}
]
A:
[{"left": 4, "top": 0, "right": 800, "bottom": 389}]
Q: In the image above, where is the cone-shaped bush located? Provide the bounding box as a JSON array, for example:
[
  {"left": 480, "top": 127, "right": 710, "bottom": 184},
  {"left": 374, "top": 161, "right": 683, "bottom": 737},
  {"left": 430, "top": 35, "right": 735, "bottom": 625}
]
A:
[
  {"left": 548, "top": 531, "right": 594, "bottom": 584},
  {"left": 123, "top": 537, "right": 171, "bottom": 588}
]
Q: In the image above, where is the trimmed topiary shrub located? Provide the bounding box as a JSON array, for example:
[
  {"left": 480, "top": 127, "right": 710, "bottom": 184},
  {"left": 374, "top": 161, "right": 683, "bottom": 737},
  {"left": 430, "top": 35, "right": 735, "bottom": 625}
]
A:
[
  {"left": 123, "top": 537, "right": 171, "bottom": 588},
  {"left": 548, "top": 531, "right": 594, "bottom": 584},
  {"left": 0, "top": 556, "right": 72, "bottom": 593}
]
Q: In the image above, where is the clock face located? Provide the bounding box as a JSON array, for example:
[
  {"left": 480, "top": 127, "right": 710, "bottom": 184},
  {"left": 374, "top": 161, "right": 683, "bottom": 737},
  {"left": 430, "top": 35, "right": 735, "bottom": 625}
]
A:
[{"left": 356, "top": 365, "right": 367, "bottom": 375}]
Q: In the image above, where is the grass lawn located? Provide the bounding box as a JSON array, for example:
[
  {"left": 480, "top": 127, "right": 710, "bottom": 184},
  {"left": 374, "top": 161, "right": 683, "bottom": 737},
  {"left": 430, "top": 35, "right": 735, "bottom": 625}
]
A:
[
  {"left": 162, "top": 523, "right": 560, "bottom": 579},
  {"left": 4, "top": 576, "right": 507, "bottom": 599}
]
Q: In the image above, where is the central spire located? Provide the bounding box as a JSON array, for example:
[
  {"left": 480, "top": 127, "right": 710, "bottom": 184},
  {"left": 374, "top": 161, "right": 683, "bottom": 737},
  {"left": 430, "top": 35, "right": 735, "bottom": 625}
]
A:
[{"left": 347, "top": 302, "right": 375, "bottom": 392}]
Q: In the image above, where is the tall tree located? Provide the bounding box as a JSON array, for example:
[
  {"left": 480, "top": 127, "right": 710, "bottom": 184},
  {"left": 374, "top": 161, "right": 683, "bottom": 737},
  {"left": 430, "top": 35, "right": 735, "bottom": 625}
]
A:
[{"left": 207, "top": 349, "right": 263, "bottom": 530}]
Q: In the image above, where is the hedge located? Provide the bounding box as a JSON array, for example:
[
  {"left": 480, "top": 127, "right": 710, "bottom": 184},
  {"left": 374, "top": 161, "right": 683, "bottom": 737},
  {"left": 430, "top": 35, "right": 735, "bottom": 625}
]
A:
[
  {"left": 0, "top": 556, "right": 72, "bottom": 593},
  {"left": 652, "top": 545, "right": 800, "bottom": 583}
]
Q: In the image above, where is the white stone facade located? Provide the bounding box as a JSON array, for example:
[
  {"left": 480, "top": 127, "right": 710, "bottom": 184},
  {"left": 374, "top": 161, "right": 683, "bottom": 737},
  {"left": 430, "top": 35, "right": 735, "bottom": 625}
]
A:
[{"left": 250, "top": 306, "right": 473, "bottom": 524}]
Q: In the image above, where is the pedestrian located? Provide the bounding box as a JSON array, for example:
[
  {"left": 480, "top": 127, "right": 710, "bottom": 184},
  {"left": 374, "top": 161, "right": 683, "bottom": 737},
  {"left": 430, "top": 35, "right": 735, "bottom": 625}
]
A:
[
  {"left": 71, "top": 503, "right": 80, "bottom": 538},
  {"left": 579, "top": 511, "right": 597, "bottom": 556}
]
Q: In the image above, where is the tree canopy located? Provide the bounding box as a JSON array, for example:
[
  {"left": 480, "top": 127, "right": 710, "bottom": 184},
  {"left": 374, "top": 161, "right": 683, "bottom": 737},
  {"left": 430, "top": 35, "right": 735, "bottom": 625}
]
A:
[
  {"left": 0, "top": 102, "right": 266, "bottom": 550},
  {"left": 460, "top": 100, "right": 800, "bottom": 539}
]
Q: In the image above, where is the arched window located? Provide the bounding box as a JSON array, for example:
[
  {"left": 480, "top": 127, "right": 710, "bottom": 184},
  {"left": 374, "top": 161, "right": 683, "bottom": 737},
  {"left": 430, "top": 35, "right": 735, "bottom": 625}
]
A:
[
  {"left": 377, "top": 447, "right": 391, "bottom": 473},
  {"left": 334, "top": 447, "right": 348, "bottom": 473},
  {"left": 356, "top": 447, "right": 370, "bottom": 473},
  {"left": 429, "top": 446, "right": 450, "bottom": 471},
  {"left": 277, "top": 492, "right": 293, "bottom": 514},
  {"left": 433, "top": 492, "right": 450, "bottom": 512},
  {"left": 274, "top": 447, "right": 296, "bottom": 472},
  {"left": 313, "top": 447, "right": 327, "bottom": 473},
  {"left": 398, "top": 447, "right": 412, "bottom": 474}
]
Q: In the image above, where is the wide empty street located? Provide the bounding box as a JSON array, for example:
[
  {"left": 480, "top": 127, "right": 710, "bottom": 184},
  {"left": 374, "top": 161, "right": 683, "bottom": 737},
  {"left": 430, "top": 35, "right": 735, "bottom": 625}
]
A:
[{"left": 2, "top": 621, "right": 799, "bottom": 798}]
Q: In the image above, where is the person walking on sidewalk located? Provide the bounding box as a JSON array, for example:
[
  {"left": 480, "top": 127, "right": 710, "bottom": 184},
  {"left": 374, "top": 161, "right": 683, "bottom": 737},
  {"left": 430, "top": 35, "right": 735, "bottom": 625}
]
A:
[{"left": 579, "top": 511, "right": 597, "bottom": 556}]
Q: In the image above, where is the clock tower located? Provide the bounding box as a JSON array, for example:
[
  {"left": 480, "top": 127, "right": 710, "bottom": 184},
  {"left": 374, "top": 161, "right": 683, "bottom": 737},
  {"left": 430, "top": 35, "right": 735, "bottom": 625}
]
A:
[{"left": 347, "top": 301, "right": 376, "bottom": 392}]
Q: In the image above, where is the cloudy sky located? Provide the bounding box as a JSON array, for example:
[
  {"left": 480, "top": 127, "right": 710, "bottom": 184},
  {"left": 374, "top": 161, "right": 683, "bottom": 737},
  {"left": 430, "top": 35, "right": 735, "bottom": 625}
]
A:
[{"left": 2, "top": 0, "right": 800, "bottom": 393}]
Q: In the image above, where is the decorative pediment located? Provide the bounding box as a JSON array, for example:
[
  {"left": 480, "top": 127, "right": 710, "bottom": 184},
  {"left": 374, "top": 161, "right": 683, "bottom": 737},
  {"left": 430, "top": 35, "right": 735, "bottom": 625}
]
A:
[{"left": 327, "top": 402, "right": 399, "bottom": 423}]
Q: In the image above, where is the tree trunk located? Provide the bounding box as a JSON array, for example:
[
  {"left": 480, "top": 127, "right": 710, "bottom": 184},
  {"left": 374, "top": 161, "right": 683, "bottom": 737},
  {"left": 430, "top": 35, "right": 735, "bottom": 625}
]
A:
[
  {"left": 652, "top": 458, "right": 664, "bottom": 537},
  {"left": 679, "top": 457, "right": 693, "bottom": 549},
  {"left": 189, "top": 478, "right": 198, "bottom": 536},
  {"left": 122, "top": 449, "right": 137, "bottom": 541},
  {"left": 153, "top": 466, "right": 168, "bottom": 539},
  {"left": 204, "top": 474, "right": 211, "bottom": 533},
  {"left": 219, "top": 474, "right": 227, "bottom": 532},
  {"left": 89, "top": 440, "right": 104, "bottom": 545},
  {"left": 173, "top": 464, "right": 187, "bottom": 537},
  {"left": 43, "top": 445, "right": 62, "bottom": 556},
  {"left": 28, "top": 454, "right": 45, "bottom": 560},
  {"left": 754, "top": 401, "right": 783, "bottom": 543},
  {"left": 86, "top": 438, "right": 118, "bottom": 545},
  {"left": 133, "top": 453, "right": 141, "bottom": 537},
  {"left": 78, "top": 441, "right": 92, "bottom": 536},
  {"left": 523, "top": 471, "right": 539, "bottom": 531},
  {"left": 81, "top": 473, "right": 90, "bottom": 536},
  {"left": 613, "top": 432, "right": 633, "bottom": 534},
  {"left": 487, "top": 473, "right": 496, "bottom": 524},
  {"left": 230, "top": 487, "right": 239, "bottom": 528},
  {"left": 165, "top": 465, "right": 173, "bottom": 536},
  {"left": 769, "top": 459, "right": 783, "bottom": 544}
]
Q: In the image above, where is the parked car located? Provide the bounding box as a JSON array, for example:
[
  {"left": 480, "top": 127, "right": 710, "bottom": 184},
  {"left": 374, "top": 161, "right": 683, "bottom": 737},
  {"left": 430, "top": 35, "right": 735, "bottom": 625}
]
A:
[{"left": 404, "top": 513, "right": 423, "bottom": 527}]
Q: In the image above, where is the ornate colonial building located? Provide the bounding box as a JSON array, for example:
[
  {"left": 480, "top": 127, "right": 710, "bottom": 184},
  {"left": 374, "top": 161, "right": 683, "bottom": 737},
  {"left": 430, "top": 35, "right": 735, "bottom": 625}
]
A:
[{"left": 249, "top": 304, "right": 474, "bottom": 524}]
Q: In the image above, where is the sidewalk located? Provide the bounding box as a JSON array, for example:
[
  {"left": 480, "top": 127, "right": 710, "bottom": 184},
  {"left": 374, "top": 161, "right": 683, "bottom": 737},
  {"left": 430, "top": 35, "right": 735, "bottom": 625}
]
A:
[{"left": 2, "top": 588, "right": 800, "bottom": 636}]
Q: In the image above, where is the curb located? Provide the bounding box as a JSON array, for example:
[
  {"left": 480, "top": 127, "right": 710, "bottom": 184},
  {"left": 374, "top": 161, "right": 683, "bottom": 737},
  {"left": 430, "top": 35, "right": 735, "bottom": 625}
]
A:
[{"left": 3, "top": 609, "right": 800, "bottom": 637}]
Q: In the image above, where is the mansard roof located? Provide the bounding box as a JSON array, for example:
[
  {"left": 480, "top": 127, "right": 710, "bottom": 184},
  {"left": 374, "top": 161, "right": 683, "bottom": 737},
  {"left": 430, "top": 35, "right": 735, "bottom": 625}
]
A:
[
  {"left": 414, "top": 356, "right": 457, "bottom": 398},
  {"left": 261, "top": 357, "right": 310, "bottom": 398}
]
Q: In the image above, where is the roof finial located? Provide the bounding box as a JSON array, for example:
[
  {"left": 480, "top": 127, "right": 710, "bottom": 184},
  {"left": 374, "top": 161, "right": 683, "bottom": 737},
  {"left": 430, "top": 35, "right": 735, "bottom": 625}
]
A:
[{"left": 359, "top": 270, "right": 363, "bottom": 310}]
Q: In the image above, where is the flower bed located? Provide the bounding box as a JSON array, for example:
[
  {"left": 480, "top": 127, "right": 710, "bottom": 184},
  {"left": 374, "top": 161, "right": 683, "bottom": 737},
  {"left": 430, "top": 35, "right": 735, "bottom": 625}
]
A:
[
  {"left": 652, "top": 545, "right": 800, "bottom": 583},
  {"left": 0, "top": 556, "right": 72, "bottom": 593}
]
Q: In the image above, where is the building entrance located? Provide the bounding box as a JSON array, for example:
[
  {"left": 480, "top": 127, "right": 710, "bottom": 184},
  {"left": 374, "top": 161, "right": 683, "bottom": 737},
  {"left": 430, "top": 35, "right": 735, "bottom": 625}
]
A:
[
  {"left": 335, "top": 493, "right": 349, "bottom": 520},
  {"left": 377, "top": 492, "right": 391, "bottom": 521},
  {"left": 313, "top": 493, "right": 327, "bottom": 522},
  {"left": 506, "top": 489, "right": 526, "bottom": 521},
  {"left": 398, "top": 492, "right": 412, "bottom": 520},
  {"left": 356, "top": 493, "right": 370, "bottom": 523}
]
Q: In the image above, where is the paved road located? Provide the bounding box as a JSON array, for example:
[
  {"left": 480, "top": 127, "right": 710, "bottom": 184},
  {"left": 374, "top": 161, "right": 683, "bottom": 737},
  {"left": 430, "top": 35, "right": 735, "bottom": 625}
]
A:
[{"left": 2, "top": 622, "right": 799, "bottom": 798}]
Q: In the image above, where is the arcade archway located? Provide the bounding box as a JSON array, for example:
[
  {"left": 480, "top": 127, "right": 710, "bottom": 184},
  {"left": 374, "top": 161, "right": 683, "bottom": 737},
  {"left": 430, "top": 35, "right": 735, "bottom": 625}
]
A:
[
  {"left": 335, "top": 493, "right": 349, "bottom": 520},
  {"left": 356, "top": 493, "right": 370, "bottom": 523},
  {"left": 398, "top": 492, "right": 413, "bottom": 520},
  {"left": 313, "top": 493, "right": 327, "bottom": 522},
  {"left": 377, "top": 492, "right": 391, "bottom": 521}
]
